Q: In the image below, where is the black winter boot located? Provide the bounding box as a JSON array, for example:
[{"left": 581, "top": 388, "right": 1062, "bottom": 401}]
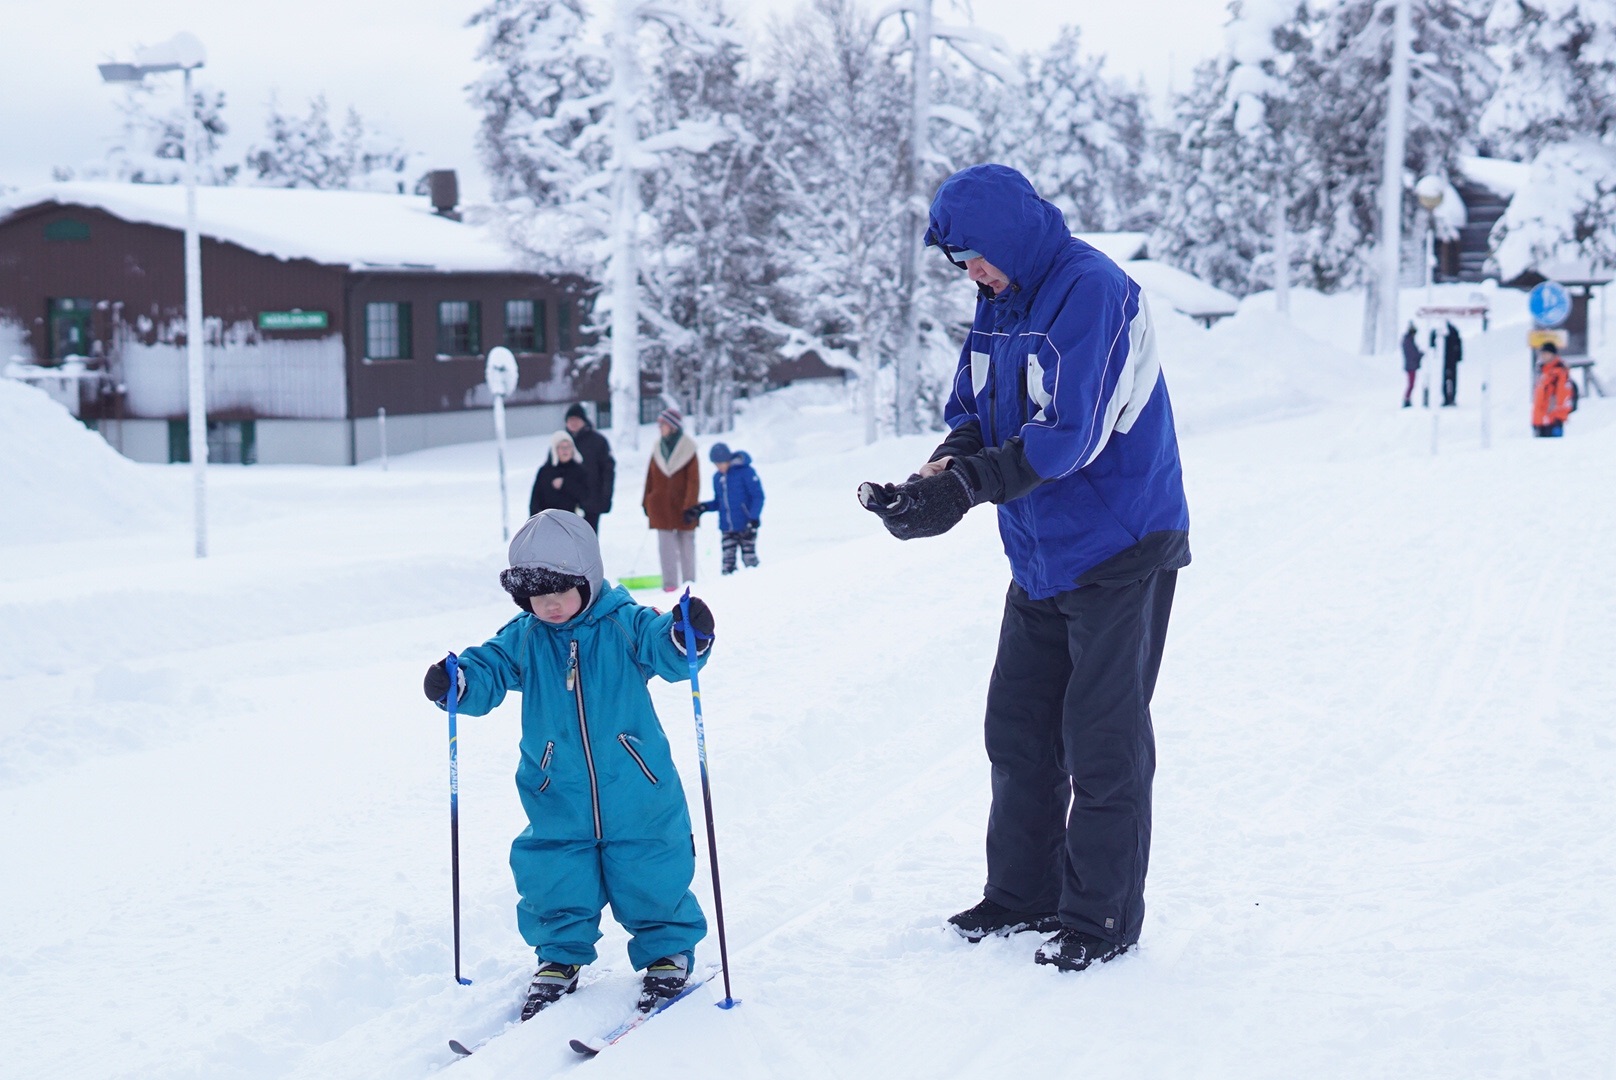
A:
[
  {"left": 1033, "top": 928, "right": 1131, "bottom": 972},
  {"left": 947, "top": 898, "right": 1061, "bottom": 942},
  {"left": 637, "top": 954, "right": 690, "bottom": 1012},
  {"left": 521, "top": 961, "right": 582, "bottom": 1020}
]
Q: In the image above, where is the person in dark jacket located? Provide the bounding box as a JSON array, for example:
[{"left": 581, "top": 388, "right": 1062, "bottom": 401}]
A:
[
  {"left": 529, "top": 431, "right": 590, "bottom": 517},
  {"left": 563, "top": 404, "right": 616, "bottom": 532},
  {"left": 1401, "top": 323, "right": 1422, "bottom": 407},
  {"left": 422, "top": 510, "right": 716, "bottom": 1020},
  {"left": 858, "top": 164, "right": 1189, "bottom": 975},
  {"left": 1441, "top": 322, "right": 1462, "bottom": 406},
  {"left": 685, "top": 443, "right": 765, "bottom": 574}
]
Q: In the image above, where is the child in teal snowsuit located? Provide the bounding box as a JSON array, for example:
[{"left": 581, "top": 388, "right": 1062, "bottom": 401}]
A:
[{"left": 422, "top": 509, "right": 716, "bottom": 1018}]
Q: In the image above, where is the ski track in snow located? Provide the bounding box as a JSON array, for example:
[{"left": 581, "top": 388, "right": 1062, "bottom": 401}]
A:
[{"left": 3, "top": 296, "right": 1614, "bottom": 1078}]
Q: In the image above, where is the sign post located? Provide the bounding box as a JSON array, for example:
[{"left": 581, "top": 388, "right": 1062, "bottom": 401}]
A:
[{"left": 485, "top": 347, "right": 520, "bottom": 542}]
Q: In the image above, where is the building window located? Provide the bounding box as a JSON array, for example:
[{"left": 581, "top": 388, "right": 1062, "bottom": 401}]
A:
[
  {"left": 504, "top": 299, "right": 545, "bottom": 352},
  {"left": 168, "top": 419, "right": 257, "bottom": 465},
  {"left": 557, "top": 301, "right": 573, "bottom": 352},
  {"left": 365, "top": 302, "right": 411, "bottom": 360},
  {"left": 437, "top": 300, "right": 481, "bottom": 357}
]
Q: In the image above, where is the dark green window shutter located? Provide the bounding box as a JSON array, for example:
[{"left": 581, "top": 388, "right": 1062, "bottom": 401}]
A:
[{"left": 398, "top": 302, "right": 413, "bottom": 359}]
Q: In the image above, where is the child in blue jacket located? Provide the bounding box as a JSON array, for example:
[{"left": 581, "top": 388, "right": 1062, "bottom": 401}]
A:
[
  {"left": 685, "top": 443, "right": 765, "bottom": 574},
  {"left": 422, "top": 509, "right": 716, "bottom": 1019}
]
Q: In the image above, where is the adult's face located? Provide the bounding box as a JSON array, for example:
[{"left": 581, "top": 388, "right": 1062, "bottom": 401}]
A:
[
  {"left": 557, "top": 441, "right": 574, "bottom": 462},
  {"left": 965, "top": 255, "right": 1010, "bottom": 296},
  {"left": 566, "top": 415, "right": 584, "bottom": 434},
  {"left": 658, "top": 420, "right": 676, "bottom": 438}
]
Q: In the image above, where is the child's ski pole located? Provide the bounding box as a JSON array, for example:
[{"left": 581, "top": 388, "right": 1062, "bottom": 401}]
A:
[
  {"left": 446, "top": 652, "right": 473, "bottom": 986},
  {"left": 677, "top": 589, "right": 737, "bottom": 1009}
]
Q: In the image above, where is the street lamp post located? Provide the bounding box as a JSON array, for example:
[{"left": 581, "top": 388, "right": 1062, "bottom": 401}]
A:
[
  {"left": 100, "top": 32, "right": 209, "bottom": 557},
  {"left": 1415, "top": 176, "right": 1444, "bottom": 456}
]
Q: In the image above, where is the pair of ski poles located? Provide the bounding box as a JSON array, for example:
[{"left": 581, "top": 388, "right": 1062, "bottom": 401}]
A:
[{"left": 442, "top": 589, "right": 737, "bottom": 1007}]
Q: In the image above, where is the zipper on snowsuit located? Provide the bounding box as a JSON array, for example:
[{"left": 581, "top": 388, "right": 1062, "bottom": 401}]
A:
[
  {"left": 568, "top": 640, "right": 603, "bottom": 838},
  {"left": 617, "top": 733, "right": 659, "bottom": 785}
]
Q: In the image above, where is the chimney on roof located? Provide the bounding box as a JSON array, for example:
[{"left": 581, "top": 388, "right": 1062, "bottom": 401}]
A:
[{"left": 428, "top": 170, "right": 461, "bottom": 221}]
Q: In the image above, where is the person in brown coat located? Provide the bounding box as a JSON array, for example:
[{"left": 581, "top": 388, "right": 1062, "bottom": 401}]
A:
[{"left": 642, "top": 406, "right": 701, "bottom": 591}]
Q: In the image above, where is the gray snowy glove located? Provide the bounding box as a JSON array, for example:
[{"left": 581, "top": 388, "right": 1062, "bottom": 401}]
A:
[{"left": 858, "top": 466, "right": 978, "bottom": 540}]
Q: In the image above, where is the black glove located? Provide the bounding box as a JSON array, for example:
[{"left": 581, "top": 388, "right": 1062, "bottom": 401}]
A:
[
  {"left": 682, "top": 505, "right": 704, "bottom": 524},
  {"left": 423, "top": 655, "right": 463, "bottom": 705},
  {"left": 747, "top": 518, "right": 760, "bottom": 531},
  {"left": 671, "top": 595, "right": 715, "bottom": 655},
  {"left": 858, "top": 467, "right": 977, "bottom": 540}
]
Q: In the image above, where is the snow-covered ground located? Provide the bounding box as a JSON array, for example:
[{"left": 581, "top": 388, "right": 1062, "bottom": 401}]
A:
[{"left": 3, "top": 288, "right": 1613, "bottom": 1079}]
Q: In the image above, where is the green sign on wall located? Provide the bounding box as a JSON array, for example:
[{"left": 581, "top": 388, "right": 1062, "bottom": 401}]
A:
[{"left": 259, "top": 309, "right": 328, "bottom": 331}]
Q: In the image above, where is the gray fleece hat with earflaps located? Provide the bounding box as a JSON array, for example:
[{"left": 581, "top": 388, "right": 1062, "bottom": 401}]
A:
[{"left": 499, "top": 509, "right": 605, "bottom": 614}]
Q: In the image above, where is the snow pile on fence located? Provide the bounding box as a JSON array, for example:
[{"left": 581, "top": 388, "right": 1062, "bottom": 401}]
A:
[{"left": 0, "top": 378, "right": 176, "bottom": 544}]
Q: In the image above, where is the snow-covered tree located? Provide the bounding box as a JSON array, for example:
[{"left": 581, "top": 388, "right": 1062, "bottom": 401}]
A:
[
  {"left": 1294, "top": 0, "right": 1492, "bottom": 291},
  {"left": 104, "top": 82, "right": 237, "bottom": 185},
  {"left": 1481, "top": 0, "right": 1616, "bottom": 277},
  {"left": 637, "top": 2, "right": 794, "bottom": 432},
  {"left": 765, "top": 0, "right": 912, "bottom": 441},
  {"left": 977, "top": 26, "right": 1155, "bottom": 232},
  {"left": 244, "top": 95, "right": 413, "bottom": 191},
  {"left": 469, "top": 0, "right": 610, "bottom": 212},
  {"left": 469, "top": 0, "right": 747, "bottom": 446}
]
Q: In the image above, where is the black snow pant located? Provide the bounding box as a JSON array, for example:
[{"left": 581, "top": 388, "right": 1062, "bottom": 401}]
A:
[
  {"left": 982, "top": 569, "right": 1177, "bottom": 946},
  {"left": 1442, "top": 361, "right": 1459, "bottom": 406},
  {"left": 720, "top": 528, "right": 758, "bottom": 573}
]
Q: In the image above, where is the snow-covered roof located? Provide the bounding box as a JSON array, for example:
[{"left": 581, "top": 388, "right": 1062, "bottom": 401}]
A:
[
  {"left": 1123, "top": 259, "right": 1239, "bottom": 319},
  {"left": 1455, "top": 155, "right": 1531, "bottom": 199},
  {"left": 0, "top": 181, "right": 536, "bottom": 273},
  {"left": 1075, "top": 231, "right": 1149, "bottom": 263}
]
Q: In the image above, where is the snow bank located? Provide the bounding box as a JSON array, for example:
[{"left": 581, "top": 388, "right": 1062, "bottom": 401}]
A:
[{"left": 0, "top": 379, "right": 178, "bottom": 544}]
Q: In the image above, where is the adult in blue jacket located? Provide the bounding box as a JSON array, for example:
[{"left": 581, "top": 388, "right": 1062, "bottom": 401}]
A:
[{"left": 860, "top": 164, "right": 1189, "bottom": 973}]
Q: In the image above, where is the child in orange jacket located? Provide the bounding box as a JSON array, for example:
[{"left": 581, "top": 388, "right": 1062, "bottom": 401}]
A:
[{"left": 1532, "top": 343, "right": 1574, "bottom": 437}]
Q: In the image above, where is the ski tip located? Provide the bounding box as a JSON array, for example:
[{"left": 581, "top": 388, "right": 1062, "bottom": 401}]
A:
[
  {"left": 448, "top": 1039, "right": 474, "bottom": 1057},
  {"left": 569, "top": 1037, "right": 602, "bottom": 1057}
]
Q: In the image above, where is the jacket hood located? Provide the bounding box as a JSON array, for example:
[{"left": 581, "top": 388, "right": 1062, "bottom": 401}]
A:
[
  {"left": 926, "top": 164, "right": 1072, "bottom": 299},
  {"left": 728, "top": 450, "right": 751, "bottom": 467},
  {"left": 508, "top": 509, "right": 604, "bottom": 612},
  {"left": 549, "top": 430, "right": 582, "bottom": 466}
]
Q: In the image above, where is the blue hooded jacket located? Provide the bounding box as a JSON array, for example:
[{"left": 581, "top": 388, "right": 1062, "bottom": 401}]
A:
[
  {"left": 926, "top": 164, "right": 1189, "bottom": 599},
  {"left": 700, "top": 450, "right": 765, "bottom": 532}
]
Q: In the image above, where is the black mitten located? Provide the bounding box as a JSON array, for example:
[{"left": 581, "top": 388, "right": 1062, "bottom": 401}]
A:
[
  {"left": 857, "top": 466, "right": 977, "bottom": 540},
  {"left": 671, "top": 596, "right": 715, "bottom": 655},
  {"left": 423, "top": 656, "right": 464, "bottom": 704}
]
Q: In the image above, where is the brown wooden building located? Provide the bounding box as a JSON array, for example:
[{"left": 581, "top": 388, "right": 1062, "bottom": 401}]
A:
[{"left": 0, "top": 179, "right": 605, "bottom": 465}]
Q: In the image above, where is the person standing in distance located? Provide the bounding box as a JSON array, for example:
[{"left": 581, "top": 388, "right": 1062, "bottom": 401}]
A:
[
  {"left": 564, "top": 403, "right": 616, "bottom": 532},
  {"left": 858, "top": 163, "right": 1190, "bottom": 973}
]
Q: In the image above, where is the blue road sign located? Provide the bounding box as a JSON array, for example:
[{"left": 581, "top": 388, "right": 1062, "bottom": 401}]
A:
[{"left": 1529, "top": 281, "right": 1571, "bottom": 328}]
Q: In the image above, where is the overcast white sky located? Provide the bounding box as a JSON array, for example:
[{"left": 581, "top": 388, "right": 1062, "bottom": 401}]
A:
[{"left": 0, "top": 0, "right": 1229, "bottom": 200}]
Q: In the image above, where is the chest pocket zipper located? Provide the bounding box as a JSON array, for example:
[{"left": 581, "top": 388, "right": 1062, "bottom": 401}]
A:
[
  {"left": 538, "top": 739, "right": 555, "bottom": 792},
  {"left": 617, "top": 734, "right": 659, "bottom": 785}
]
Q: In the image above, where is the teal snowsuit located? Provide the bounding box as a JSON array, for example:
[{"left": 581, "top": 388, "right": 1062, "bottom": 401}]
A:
[{"left": 454, "top": 583, "right": 708, "bottom": 970}]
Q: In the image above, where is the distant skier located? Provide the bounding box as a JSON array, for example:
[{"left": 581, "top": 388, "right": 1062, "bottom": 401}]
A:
[
  {"left": 1441, "top": 322, "right": 1462, "bottom": 407},
  {"left": 422, "top": 510, "right": 715, "bottom": 1019},
  {"left": 562, "top": 404, "right": 616, "bottom": 533},
  {"left": 1401, "top": 323, "right": 1422, "bottom": 408},
  {"left": 528, "top": 431, "right": 589, "bottom": 517},
  {"left": 1532, "top": 341, "right": 1574, "bottom": 437},
  {"left": 685, "top": 443, "right": 765, "bottom": 575},
  {"left": 643, "top": 407, "right": 701, "bottom": 592},
  {"left": 858, "top": 164, "right": 1189, "bottom": 974}
]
